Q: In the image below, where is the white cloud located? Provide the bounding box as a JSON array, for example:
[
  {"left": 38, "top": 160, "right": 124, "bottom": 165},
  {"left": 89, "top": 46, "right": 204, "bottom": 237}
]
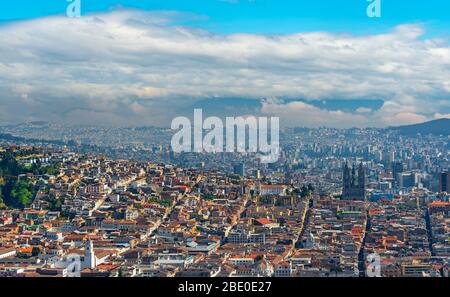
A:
[
  {"left": 260, "top": 101, "right": 368, "bottom": 128},
  {"left": 0, "top": 10, "right": 448, "bottom": 127},
  {"left": 433, "top": 113, "right": 450, "bottom": 120}
]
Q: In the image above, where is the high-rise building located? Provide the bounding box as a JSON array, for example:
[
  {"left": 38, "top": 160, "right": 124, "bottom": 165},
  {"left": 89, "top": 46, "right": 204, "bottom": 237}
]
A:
[
  {"left": 233, "top": 163, "right": 245, "bottom": 177},
  {"left": 439, "top": 171, "right": 450, "bottom": 192},
  {"left": 392, "top": 162, "right": 404, "bottom": 186},
  {"left": 388, "top": 150, "right": 395, "bottom": 163},
  {"left": 397, "top": 172, "right": 416, "bottom": 188},
  {"left": 342, "top": 163, "right": 366, "bottom": 201}
]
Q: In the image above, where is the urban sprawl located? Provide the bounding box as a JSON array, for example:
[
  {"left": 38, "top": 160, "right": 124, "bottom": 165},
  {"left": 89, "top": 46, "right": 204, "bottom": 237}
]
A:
[{"left": 0, "top": 122, "right": 448, "bottom": 277}]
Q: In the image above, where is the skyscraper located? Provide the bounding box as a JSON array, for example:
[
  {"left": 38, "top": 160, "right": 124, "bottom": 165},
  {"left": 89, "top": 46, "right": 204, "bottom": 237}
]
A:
[
  {"left": 233, "top": 163, "right": 245, "bottom": 177},
  {"left": 392, "top": 161, "right": 404, "bottom": 187},
  {"left": 439, "top": 171, "right": 450, "bottom": 193}
]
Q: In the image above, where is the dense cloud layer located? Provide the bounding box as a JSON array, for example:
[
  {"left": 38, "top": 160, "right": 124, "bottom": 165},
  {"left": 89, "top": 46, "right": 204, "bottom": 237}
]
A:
[{"left": 0, "top": 10, "right": 449, "bottom": 127}]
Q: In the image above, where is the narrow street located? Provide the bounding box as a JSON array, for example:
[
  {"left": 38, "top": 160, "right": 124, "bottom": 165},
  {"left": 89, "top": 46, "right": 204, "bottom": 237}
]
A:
[
  {"left": 294, "top": 196, "right": 314, "bottom": 249},
  {"left": 357, "top": 209, "right": 371, "bottom": 277},
  {"left": 424, "top": 207, "right": 435, "bottom": 257}
]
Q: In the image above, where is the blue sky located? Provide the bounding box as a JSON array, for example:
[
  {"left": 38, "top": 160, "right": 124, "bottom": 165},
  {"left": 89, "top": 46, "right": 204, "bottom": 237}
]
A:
[{"left": 1, "top": 0, "right": 449, "bottom": 36}]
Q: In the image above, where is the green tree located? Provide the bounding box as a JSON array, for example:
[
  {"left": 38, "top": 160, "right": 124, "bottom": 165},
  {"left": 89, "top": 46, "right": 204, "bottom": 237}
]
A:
[
  {"left": 291, "top": 188, "right": 300, "bottom": 196},
  {"left": 49, "top": 197, "right": 63, "bottom": 211},
  {"left": 0, "top": 152, "right": 21, "bottom": 176},
  {"left": 330, "top": 264, "right": 343, "bottom": 277},
  {"left": 0, "top": 187, "right": 4, "bottom": 209},
  {"left": 45, "top": 166, "right": 58, "bottom": 176},
  {"left": 300, "top": 185, "right": 309, "bottom": 198},
  {"left": 32, "top": 247, "right": 40, "bottom": 257},
  {"left": 203, "top": 194, "right": 216, "bottom": 201},
  {"left": 11, "top": 180, "right": 33, "bottom": 208}
]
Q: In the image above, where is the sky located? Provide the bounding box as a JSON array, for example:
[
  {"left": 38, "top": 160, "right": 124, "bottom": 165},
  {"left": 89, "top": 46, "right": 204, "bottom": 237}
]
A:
[{"left": 0, "top": 0, "right": 449, "bottom": 128}]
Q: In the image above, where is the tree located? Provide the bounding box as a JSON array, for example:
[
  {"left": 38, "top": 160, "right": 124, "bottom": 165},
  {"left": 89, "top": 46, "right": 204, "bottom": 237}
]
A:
[
  {"left": 32, "top": 247, "right": 40, "bottom": 257},
  {"left": 203, "top": 194, "right": 216, "bottom": 201},
  {"left": 291, "top": 188, "right": 300, "bottom": 196},
  {"left": 0, "top": 152, "right": 21, "bottom": 176},
  {"left": 330, "top": 264, "right": 343, "bottom": 277},
  {"left": 0, "top": 187, "right": 4, "bottom": 209},
  {"left": 49, "top": 197, "right": 63, "bottom": 211},
  {"left": 10, "top": 180, "right": 33, "bottom": 208},
  {"left": 300, "top": 185, "right": 309, "bottom": 198}
]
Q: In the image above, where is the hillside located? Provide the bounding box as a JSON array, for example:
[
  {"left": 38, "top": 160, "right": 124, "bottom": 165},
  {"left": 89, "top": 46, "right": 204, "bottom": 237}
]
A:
[{"left": 388, "top": 118, "right": 450, "bottom": 135}]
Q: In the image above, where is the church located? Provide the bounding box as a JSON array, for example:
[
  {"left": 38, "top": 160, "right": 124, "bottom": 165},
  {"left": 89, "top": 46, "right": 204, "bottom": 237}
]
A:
[
  {"left": 53, "top": 240, "right": 110, "bottom": 276},
  {"left": 342, "top": 163, "right": 366, "bottom": 201}
]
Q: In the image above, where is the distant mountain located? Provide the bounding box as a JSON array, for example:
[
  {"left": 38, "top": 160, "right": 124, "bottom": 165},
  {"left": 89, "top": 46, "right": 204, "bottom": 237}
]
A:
[
  {"left": 388, "top": 118, "right": 450, "bottom": 135},
  {"left": 0, "top": 133, "right": 66, "bottom": 146}
]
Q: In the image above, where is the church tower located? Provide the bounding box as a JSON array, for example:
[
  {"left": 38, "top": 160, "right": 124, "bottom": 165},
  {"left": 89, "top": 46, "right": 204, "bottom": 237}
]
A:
[
  {"left": 84, "top": 240, "right": 96, "bottom": 269},
  {"left": 358, "top": 163, "right": 365, "bottom": 194},
  {"left": 342, "top": 162, "right": 366, "bottom": 201},
  {"left": 343, "top": 163, "right": 350, "bottom": 192}
]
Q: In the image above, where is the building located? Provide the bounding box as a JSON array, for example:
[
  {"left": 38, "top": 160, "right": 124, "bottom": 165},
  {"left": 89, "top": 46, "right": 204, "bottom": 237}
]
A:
[
  {"left": 259, "top": 184, "right": 287, "bottom": 196},
  {"left": 342, "top": 163, "right": 366, "bottom": 201},
  {"left": 392, "top": 162, "right": 404, "bottom": 186},
  {"left": 397, "top": 172, "right": 420, "bottom": 188},
  {"left": 233, "top": 163, "right": 245, "bottom": 177},
  {"left": 274, "top": 262, "right": 292, "bottom": 277},
  {"left": 0, "top": 248, "right": 16, "bottom": 259},
  {"left": 228, "top": 255, "right": 257, "bottom": 266},
  {"left": 439, "top": 171, "right": 450, "bottom": 192},
  {"left": 228, "top": 230, "right": 266, "bottom": 244},
  {"left": 401, "top": 263, "right": 432, "bottom": 277},
  {"left": 53, "top": 240, "right": 102, "bottom": 273}
]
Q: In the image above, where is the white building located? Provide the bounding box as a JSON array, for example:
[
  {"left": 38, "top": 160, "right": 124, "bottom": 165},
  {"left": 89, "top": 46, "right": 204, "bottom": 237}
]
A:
[
  {"left": 259, "top": 185, "right": 287, "bottom": 196},
  {"left": 274, "top": 262, "right": 292, "bottom": 277},
  {"left": 0, "top": 248, "right": 16, "bottom": 259}
]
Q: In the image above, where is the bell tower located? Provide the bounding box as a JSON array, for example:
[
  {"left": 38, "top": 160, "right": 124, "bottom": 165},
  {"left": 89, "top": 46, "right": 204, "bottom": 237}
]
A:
[{"left": 84, "top": 240, "right": 96, "bottom": 269}]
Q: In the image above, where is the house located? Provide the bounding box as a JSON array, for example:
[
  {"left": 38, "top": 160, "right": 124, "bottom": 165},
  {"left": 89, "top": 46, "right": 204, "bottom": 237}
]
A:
[
  {"left": 0, "top": 248, "right": 16, "bottom": 259},
  {"left": 274, "top": 261, "right": 292, "bottom": 277},
  {"left": 259, "top": 185, "right": 287, "bottom": 196}
]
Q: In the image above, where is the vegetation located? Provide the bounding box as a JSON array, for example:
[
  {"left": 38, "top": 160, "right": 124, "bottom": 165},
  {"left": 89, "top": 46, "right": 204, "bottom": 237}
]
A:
[
  {"left": 9, "top": 179, "right": 34, "bottom": 208},
  {"left": 31, "top": 162, "right": 59, "bottom": 176},
  {"left": 60, "top": 210, "right": 76, "bottom": 220},
  {"left": 48, "top": 197, "right": 63, "bottom": 212},
  {"left": 290, "top": 183, "right": 314, "bottom": 198},
  {"left": 0, "top": 150, "right": 52, "bottom": 209},
  {"left": 202, "top": 193, "right": 216, "bottom": 201},
  {"left": 32, "top": 247, "right": 40, "bottom": 257},
  {"left": 118, "top": 267, "right": 124, "bottom": 277},
  {"left": 148, "top": 197, "right": 172, "bottom": 207},
  {"left": 0, "top": 187, "right": 5, "bottom": 209}
]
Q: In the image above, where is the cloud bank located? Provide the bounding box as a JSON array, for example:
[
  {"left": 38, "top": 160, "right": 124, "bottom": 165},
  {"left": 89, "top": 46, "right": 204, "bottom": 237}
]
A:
[{"left": 0, "top": 10, "right": 449, "bottom": 127}]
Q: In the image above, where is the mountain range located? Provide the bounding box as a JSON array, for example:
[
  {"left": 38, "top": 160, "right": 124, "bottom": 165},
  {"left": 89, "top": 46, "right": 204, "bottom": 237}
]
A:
[{"left": 388, "top": 118, "right": 450, "bottom": 136}]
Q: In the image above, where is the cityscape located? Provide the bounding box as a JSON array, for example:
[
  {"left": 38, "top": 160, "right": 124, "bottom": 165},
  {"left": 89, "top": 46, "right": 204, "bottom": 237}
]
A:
[{"left": 0, "top": 119, "right": 448, "bottom": 277}]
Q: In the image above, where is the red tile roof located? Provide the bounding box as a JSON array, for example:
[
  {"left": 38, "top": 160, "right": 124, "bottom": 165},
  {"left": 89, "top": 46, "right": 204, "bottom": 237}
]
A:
[{"left": 255, "top": 218, "right": 272, "bottom": 225}]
